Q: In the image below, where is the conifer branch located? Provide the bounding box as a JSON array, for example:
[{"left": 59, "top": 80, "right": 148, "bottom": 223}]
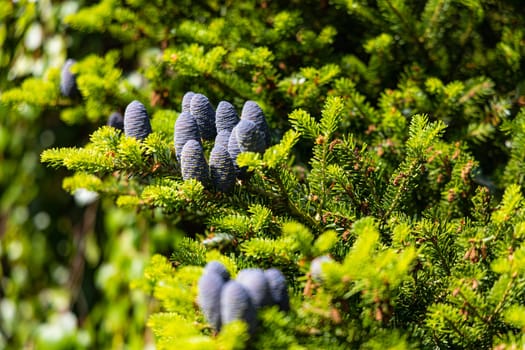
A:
[
  {"left": 271, "top": 168, "right": 321, "bottom": 231},
  {"left": 6, "top": 0, "right": 525, "bottom": 348},
  {"left": 488, "top": 274, "right": 517, "bottom": 324},
  {"left": 382, "top": 0, "right": 426, "bottom": 52}
]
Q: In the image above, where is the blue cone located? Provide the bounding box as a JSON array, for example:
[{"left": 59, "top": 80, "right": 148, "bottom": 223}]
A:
[
  {"left": 234, "top": 119, "right": 266, "bottom": 154},
  {"left": 198, "top": 271, "right": 226, "bottom": 331},
  {"left": 180, "top": 140, "right": 209, "bottom": 184},
  {"left": 203, "top": 261, "right": 230, "bottom": 282},
  {"left": 60, "top": 59, "right": 80, "bottom": 98},
  {"left": 107, "top": 112, "right": 124, "bottom": 131},
  {"left": 264, "top": 268, "right": 290, "bottom": 311},
  {"left": 209, "top": 144, "right": 236, "bottom": 193},
  {"left": 236, "top": 268, "right": 273, "bottom": 310},
  {"left": 215, "top": 101, "right": 239, "bottom": 133},
  {"left": 124, "top": 100, "right": 152, "bottom": 140},
  {"left": 241, "top": 101, "right": 270, "bottom": 148},
  {"left": 174, "top": 111, "right": 200, "bottom": 161},
  {"left": 227, "top": 129, "right": 242, "bottom": 176},
  {"left": 215, "top": 130, "right": 231, "bottom": 150},
  {"left": 181, "top": 91, "right": 195, "bottom": 113},
  {"left": 220, "top": 280, "right": 257, "bottom": 335},
  {"left": 190, "top": 93, "right": 216, "bottom": 140}
]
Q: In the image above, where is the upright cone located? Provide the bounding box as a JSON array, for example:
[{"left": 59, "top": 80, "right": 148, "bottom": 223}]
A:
[{"left": 124, "top": 100, "right": 152, "bottom": 141}]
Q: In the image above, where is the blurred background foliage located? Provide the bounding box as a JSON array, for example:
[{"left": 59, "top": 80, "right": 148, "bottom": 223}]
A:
[
  {"left": 1, "top": 0, "right": 525, "bottom": 348},
  {"left": 0, "top": 0, "right": 176, "bottom": 348}
]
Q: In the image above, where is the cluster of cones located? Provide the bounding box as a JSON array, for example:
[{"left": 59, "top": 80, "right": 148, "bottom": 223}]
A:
[
  {"left": 175, "top": 92, "right": 271, "bottom": 192},
  {"left": 61, "top": 61, "right": 270, "bottom": 192},
  {"left": 198, "top": 261, "right": 289, "bottom": 335}
]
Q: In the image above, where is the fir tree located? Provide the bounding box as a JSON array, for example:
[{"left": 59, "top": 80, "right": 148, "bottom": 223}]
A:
[{"left": 2, "top": 0, "right": 525, "bottom": 349}]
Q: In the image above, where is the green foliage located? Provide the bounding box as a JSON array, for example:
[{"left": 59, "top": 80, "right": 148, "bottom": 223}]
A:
[
  {"left": 3, "top": 0, "right": 525, "bottom": 349},
  {"left": 37, "top": 91, "right": 525, "bottom": 348}
]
